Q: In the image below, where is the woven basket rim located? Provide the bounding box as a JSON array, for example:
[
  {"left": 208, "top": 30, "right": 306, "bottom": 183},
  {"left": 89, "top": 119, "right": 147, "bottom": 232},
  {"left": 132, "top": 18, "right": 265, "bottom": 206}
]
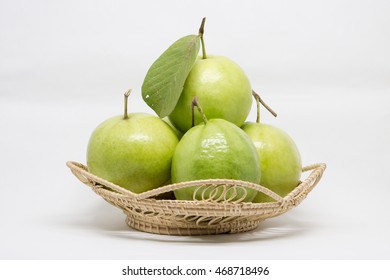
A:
[
  {"left": 66, "top": 161, "right": 326, "bottom": 205},
  {"left": 66, "top": 161, "right": 326, "bottom": 235}
]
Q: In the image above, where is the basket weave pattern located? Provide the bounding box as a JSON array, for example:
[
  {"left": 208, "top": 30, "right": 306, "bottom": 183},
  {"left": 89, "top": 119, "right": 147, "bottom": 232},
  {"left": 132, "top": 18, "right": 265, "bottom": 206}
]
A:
[{"left": 66, "top": 161, "right": 326, "bottom": 235}]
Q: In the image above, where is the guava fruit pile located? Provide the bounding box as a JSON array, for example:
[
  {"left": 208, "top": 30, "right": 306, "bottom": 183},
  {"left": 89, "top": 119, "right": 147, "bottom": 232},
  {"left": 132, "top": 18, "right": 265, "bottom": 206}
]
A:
[{"left": 86, "top": 18, "right": 302, "bottom": 203}]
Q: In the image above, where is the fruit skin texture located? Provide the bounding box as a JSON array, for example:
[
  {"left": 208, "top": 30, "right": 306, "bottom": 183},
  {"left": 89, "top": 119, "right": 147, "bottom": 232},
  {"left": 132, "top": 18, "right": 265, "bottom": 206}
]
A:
[
  {"left": 87, "top": 113, "right": 179, "bottom": 193},
  {"left": 172, "top": 119, "right": 261, "bottom": 202},
  {"left": 168, "top": 56, "right": 252, "bottom": 133},
  {"left": 241, "top": 122, "right": 302, "bottom": 202}
]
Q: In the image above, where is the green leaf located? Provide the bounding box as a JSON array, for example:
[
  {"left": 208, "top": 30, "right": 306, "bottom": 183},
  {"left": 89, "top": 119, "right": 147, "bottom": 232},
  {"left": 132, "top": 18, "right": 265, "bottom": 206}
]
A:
[{"left": 142, "top": 34, "right": 200, "bottom": 118}]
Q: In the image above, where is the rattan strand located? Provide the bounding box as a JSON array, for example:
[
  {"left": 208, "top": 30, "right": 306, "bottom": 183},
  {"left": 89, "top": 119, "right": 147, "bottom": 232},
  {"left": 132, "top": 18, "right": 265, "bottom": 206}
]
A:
[{"left": 66, "top": 161, "right": 326, "bottom": 235}]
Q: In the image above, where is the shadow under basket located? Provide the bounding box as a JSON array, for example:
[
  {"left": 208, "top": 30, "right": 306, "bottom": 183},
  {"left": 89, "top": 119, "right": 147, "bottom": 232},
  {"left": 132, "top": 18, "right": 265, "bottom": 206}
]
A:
[{"left": 66, "top": 161, "right": 326, "bottom": 236}]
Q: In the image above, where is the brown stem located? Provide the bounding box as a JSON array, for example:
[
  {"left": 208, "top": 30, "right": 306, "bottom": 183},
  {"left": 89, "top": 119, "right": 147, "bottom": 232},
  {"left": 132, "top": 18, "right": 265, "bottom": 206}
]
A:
[
  {"left": 124, "top": 89, "right": 132, "bottom": 120},
  {"left": 252, "top": 90, "right": 277, "bottom": 123},
  {"left": 198, "top": 17, "right": 207, "bottom": 59},
  {"left": 191, "top": 96, "right": 208, "bottom": 127}
]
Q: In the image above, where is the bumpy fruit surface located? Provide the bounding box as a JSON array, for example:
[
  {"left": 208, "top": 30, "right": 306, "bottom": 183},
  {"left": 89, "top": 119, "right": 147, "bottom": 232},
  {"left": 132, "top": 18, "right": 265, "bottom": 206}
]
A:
[{"left": 172, "top": 118, "right": 260, "bottom": 202}]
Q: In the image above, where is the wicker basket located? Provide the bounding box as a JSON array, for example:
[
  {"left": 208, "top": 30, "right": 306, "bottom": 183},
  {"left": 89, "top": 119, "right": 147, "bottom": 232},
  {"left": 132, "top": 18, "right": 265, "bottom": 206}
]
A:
[{"left": 66, "top": 161, "right": 326, "bottom": 235}]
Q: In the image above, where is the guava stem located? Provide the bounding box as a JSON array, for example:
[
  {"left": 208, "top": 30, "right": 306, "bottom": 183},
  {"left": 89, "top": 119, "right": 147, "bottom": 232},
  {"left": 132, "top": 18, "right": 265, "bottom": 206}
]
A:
[
  {"left": 252, "top": 90, "right": 277, "bottom": 123},
  {"left": 198, "top": 17, "right": 207, "bottom": 59},
  {"left": 255, "top": 92, "right": 261, "bottom": 123},
  {"left": 124, "top": 89, "right": 132, "bottom": 120},
  {"left": 191, "top": 96, "right": 208, "bottom": 126}
]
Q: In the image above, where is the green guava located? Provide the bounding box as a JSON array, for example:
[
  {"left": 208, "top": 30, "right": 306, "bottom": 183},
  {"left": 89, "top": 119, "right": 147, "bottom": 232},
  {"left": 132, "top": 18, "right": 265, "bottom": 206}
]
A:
[
  {"left": 241, "top": 122, "right": 302, "bottom": 202},
  {"left": 172, "top": 118, "right": 260, "bottom": 202},
  {"left": 169, "top": 56, "right": 252, "bottom": 133}
]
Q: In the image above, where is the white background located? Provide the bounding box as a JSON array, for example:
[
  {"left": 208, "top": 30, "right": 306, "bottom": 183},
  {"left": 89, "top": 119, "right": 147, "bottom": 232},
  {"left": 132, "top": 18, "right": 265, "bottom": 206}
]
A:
[{"left": 1, "top": 0, "right": 389, "bottom": 260}]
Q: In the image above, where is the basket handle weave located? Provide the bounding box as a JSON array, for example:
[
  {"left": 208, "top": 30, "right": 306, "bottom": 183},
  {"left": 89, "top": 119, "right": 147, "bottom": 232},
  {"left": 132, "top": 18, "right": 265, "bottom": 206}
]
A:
[
  {"left": 66, "top": 161, "right": 138, "bottom": 197},
  {"left": 66, "top": 161, "right": 326, "bottom": 204},
  {"left": 281, "top": 163, "right": 326, "bottom": 207},
  {"left": 135, "top": 178, "right": 285, "bottom": 202},
  {"left": 66, "top": 161, "right": 285, "bottom": 202}
]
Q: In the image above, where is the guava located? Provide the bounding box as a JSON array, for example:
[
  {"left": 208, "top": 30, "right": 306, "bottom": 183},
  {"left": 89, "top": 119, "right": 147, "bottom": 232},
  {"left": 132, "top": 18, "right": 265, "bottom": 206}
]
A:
[
  {"left": 87, "top": 90, "right": 179, "bottom": 193},
  {"left": 168, "top": 56, "right": 252, "bottom": 133},
  {"left": 241, "top": 92, "right": 302, "bottom": 202},
  {"left": 172, "top": 98, "right": 260, "bottom": 202}
]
